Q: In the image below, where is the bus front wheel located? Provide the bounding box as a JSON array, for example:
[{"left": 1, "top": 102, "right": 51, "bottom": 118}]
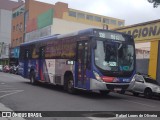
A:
[{"left": 100, "top": 90, "right": 110, "bottom": 96}]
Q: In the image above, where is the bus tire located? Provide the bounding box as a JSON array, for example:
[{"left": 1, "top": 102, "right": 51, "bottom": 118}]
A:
[
  {"left": 100, "top": 90, "right": 110, "bottom": 96},
  {"left": 67, "top": 75, "right": 76, "bottom": 94},
  {"left": 30, "top": 71, "right": 37, "bottom": 85}
]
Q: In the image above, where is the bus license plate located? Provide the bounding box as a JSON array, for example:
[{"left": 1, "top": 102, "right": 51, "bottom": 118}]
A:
[{"left": 114, "top": 88, "right": 122, "bottom": 91}]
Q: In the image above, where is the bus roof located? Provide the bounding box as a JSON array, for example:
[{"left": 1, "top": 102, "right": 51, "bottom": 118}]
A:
[
  {"left": 21, "top": 28, "right": 94, "bottom": 46},
  {"left": 21, "top": 28, "right": 131, "bottom": 46}
]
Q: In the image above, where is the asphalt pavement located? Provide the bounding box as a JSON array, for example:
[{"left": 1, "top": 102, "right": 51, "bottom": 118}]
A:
[{"left": 0, "top": 72, "right": 160, "bottom": 120}]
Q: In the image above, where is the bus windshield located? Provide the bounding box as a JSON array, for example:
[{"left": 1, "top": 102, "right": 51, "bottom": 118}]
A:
[{"left": 94, "top": 40, "right": 134, "bottom": 73}]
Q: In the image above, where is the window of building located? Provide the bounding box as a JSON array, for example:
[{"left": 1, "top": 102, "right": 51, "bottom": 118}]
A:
[
  {"left": 12, "top": 39, "right": 14, "bottom": 47},
  {"left": 110, "top": 19, "right": 117, "bottom": 25},
  {"left": 17, "top": 11, "right": 19, "bottom": 16},
  {"left": 12, "top": 39, "right": 14, "bottom": 46},
  {"left": 86, "top": 15, "right": 93, "bottom": 21},
  {"left": 19, "top": 37, "right": 22, "bottom": 43},
  {"left": 19, "top": 23, "right": 23, "bottom": 31},
  {"left": 94, "top": 16, "right": 101, "bottom": 22},
  {"left": 16, "top": 24, "right": 19, "bottom": 31},
  {"left": 69, "top": 11, "right": 76, "bottom": 17},
  {"left": 118, "top": 21, "right": 124, "bottom": 26},
  {"left": 16, "top": 39, "right": 18, "bottom": 45},
  {"left": 103, "top": 18, "right": 109, "bottom": 24},
  {"left": 77, "top": 13, "right": 85, "bottom": 19},
  {"left": 20, "top": 8, "right": 24, "bottom": 14}
]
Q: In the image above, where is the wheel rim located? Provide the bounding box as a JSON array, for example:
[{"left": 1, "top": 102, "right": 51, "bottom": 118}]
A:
[
  {"left": 68, "top": 79, "right": 73, "bottom": 90},
  {"left": 145, "top": 90, "right": 152, "bottom": 98}
]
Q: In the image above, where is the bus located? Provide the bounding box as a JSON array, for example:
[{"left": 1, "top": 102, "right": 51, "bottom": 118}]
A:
[{"left": 19, "top": 28, "right": 136, "bottom": 94}]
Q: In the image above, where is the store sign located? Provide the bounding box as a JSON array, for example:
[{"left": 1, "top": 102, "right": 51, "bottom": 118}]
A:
[
  {"left": 10, "top": 47, "right": 20, "bottom": 58},
  {"left": 117, "top": 22, "right": 160, "bottom": 42}
]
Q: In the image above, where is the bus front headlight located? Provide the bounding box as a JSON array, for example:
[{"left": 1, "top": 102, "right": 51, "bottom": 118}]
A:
[{"left": 93, "top": 71, "right": 103, "bottom": 82}]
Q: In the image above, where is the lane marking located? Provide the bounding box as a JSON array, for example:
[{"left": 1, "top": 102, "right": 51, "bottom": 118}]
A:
[
  {"left": 0, "top": 90, "right": 23, "bottom": 93},
  {"left": 122, "top": 99, "right": 155, "bottom": 108},
  {"left": 0, "top": 90, "right": 24, "bottom": 99},
  {"left": 0, "top": 84, "right": 13, "bottom": 87}
]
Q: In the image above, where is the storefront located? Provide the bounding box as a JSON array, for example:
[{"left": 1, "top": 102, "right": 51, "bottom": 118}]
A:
[
  {"left": 0, "top": 42, "right": 9, "bottom": 65},
  {"left": 10, "top": 46, "right": 20, "bottom": 65}
]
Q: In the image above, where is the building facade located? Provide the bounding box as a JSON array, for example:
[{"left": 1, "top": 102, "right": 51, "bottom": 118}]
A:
[
  {"left": 23, "top": 1, "right": 125, "bottom": 42},
  {"left": 0, "top": 0, "right": 23, "bottom": 65}
]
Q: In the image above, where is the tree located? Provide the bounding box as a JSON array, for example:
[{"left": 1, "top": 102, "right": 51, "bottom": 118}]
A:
[{"left": 148, "top": 0, "right": 160, "bottom": 8}]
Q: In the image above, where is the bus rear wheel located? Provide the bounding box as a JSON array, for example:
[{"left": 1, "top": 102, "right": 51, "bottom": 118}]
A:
[
  {"left": 67, "top": 76, "right": 76, "bottom": 94},
  {"left": 30, "top": 71, "right": 37, "bottom": 85}
]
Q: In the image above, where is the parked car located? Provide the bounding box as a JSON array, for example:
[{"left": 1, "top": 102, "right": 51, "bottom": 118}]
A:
[
  {"left": 0, "top": 65, "right": 3, "bottom": 72},
  {"left": 121, "top": 74, "right": 160, "bottom": 98}
]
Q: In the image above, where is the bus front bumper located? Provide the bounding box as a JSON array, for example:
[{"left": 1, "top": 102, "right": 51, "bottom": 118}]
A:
[{"left": 90, "top": 78, "right": 129, "bottom": 91}]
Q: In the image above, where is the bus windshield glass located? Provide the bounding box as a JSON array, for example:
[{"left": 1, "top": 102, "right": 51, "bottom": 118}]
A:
[{"left": 94, "top": 40, "right": 134, "bottom": 72}]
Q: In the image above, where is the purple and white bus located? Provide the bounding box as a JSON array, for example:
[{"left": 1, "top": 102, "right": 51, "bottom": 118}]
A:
[{"left": 19, "top": 28, "right": 136, "bottom": 95}]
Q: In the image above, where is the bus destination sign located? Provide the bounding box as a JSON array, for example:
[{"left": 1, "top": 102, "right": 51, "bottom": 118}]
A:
[{"left": 94, "top": 30, "right": 125, "bottom": 41}]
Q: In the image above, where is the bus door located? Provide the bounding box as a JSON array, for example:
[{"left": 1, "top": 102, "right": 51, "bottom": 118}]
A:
[
  {"left": 39, "top": 47, "right": 45, "bottom": 81},
  {"left": 76, "top": 41, "right": 89, "bottom": 89},
  {"left": 24, "top": 49, "right": 29, "bottom": 78}
]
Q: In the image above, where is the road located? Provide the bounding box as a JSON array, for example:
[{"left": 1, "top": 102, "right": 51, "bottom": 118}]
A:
[{"left": 0, "top": 72, "right": 160, "bottom": 120}]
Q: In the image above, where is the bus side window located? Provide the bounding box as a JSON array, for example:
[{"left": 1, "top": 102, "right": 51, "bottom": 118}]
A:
[
  {"left": 24, "top": 49, "right": 30, "bottom": 59},
  {"left": 19, "top": 47, "right": 25, "bottom": 60},
  {"left": 39, "top": 47, "right": 45, "bottom": 58}
]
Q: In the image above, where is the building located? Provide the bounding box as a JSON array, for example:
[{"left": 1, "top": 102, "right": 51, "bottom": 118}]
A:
[
  {"left": 11, "top": 0, "right": 125, "bottom": 65},
  {"left": 23, "top": 1, "right": 125, "bottom": 42},
  {"left": 0, "top": 0, "right": 23, "bottom": 65},
  {"left": 114, "top": 19, "right": 160, "bottom": 82},
  {"left": 11, "top": 3, "right": 25, "bottom": 65}
]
